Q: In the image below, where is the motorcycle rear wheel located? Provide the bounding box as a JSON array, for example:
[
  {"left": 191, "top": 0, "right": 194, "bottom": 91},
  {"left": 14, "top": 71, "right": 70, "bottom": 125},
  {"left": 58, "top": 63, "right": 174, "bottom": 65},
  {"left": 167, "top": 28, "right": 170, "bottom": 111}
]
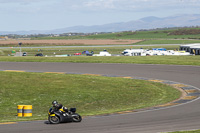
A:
[
  {"left": 48, "top": 116, "right": 60, "bottom": 124},
  {"left": 72, "top": 114, "right": 82, "bottom": 122}
]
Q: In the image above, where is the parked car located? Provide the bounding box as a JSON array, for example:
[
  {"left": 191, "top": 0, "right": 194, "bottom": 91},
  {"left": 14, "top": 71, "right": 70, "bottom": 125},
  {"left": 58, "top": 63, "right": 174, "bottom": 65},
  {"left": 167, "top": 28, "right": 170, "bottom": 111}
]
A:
[
  {"left": 22, "top": 52, "right": 27, "bottom": 56},
  {"left": 93, "top": 51, "right": 111, "bottom": 56},
  {"left": 35, "top": 53, "right": 43, "bottom": 56},
  {"left": 74, "top": 53, "right": 81, "bottom": 55},
  {"left": 82, "top": 51, "right": 94, "bottom": 56}
]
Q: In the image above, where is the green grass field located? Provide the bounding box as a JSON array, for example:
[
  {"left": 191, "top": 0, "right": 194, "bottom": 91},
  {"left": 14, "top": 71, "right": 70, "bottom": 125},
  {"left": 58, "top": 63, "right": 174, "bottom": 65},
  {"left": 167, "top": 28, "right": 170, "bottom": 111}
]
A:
[
  {"left": 28, "top": 28, "right": 200, "bottom": 48},
  {"left": 31, "top": 28, "right": 200, "bottom": 40},
  {"left": 0, "top": 56, "right": 199, "bottom": 66},
  {"left": 137, "top": 39, "right": 200, "bottom": 45},
  {"left": 0, "top": 71, "right": 180, "bottom": 122}
]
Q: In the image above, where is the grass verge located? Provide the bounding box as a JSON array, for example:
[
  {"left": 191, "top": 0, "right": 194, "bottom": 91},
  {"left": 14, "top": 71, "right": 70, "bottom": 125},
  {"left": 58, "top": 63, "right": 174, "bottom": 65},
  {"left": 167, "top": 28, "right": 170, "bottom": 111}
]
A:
[
  {"left": 0, "top": 71, "right": 180, "bottom": 122},
  {"left": 0, "top": 56, "right": 200, "bottom": 66},
  {"left": 136, "top": 39, "right": 200, "bottom": 45},
  {"left": 167, "top": 130, "right": 200, "bottom": 133}
]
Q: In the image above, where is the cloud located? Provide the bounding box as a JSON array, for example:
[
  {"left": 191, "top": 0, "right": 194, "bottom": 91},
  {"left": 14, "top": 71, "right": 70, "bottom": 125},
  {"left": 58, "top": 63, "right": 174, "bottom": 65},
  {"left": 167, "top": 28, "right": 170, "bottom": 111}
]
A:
[
  {"left": 46, "top": 0, "right": 200, "bottom": 12},
  {"left": 81, "top": 0, "right": 200, "bottom": 11},
  {"left": 1, "top": 0, "right": 200, "bottom": 16},
  {"left": 1, "top": 0, "right": 199, "bottom": 13},
  {"left": 84, "top": 0, "right": 116, "bottom": 9},
  {"left": 0, "top": 0, "right": 56, "bottom": 14},
  {"left": 0, "top": 0, "right": 47, "bottom": 3}
]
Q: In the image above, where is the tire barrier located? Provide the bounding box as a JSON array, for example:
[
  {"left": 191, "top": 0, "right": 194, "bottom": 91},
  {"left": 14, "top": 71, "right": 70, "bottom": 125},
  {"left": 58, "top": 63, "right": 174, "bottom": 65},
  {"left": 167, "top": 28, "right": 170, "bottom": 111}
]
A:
[
  {"left": 17, "top": 105, "right": 24, "bottom": 117},
  {"left": 17, "top": 105, "right": 32, "bottom": 117}
]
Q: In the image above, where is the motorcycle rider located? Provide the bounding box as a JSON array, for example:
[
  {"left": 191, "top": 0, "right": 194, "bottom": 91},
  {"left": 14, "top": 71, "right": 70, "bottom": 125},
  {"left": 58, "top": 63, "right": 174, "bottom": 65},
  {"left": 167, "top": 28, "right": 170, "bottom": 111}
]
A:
[{"left": 52, "top": 100, "right": 68, "bottom": 113}]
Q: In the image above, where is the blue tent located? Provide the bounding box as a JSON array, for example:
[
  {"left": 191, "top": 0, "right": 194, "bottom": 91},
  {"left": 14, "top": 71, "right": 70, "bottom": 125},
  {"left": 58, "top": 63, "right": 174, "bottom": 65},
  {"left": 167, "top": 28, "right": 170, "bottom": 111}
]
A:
[
  {"left": 82, "top": 51, "right": 90, "bottom": 54},
  {"left": 152, "top": 48, "right": 166, "bottom": 51}
]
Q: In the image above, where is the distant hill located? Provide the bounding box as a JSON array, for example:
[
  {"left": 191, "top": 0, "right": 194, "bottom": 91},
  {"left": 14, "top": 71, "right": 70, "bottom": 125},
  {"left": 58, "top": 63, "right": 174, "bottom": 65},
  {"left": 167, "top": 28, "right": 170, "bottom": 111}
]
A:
[{"left": 1, "top": 14, "right": 200, "bottom": 35}]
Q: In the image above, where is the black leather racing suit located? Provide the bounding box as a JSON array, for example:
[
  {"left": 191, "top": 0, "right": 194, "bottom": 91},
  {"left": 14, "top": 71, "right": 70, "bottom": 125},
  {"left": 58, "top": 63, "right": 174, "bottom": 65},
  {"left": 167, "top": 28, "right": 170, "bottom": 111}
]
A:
[{"left": 52, "top": 104, "right": 68, "bottom": 113}]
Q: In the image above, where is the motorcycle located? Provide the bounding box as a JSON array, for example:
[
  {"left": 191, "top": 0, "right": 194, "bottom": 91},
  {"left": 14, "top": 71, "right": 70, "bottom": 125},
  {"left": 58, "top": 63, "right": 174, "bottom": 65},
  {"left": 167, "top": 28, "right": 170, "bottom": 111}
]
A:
[{"left": 48, "top": 107, "right": 82, "bottom": 124}]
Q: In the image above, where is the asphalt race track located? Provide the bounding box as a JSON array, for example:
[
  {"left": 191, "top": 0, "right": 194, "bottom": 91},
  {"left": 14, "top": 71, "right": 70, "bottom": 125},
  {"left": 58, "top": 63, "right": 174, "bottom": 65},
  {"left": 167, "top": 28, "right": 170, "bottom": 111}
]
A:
[{"left": 0, "top": 62, "right": 200, "bottom": 133}]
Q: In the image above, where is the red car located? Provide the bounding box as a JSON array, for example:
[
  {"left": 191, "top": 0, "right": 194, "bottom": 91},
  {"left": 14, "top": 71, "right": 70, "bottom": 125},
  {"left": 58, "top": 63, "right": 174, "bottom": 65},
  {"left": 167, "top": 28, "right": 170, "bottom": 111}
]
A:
[{"left": 74, "top": 53, "right": 81, "bottom": 55}]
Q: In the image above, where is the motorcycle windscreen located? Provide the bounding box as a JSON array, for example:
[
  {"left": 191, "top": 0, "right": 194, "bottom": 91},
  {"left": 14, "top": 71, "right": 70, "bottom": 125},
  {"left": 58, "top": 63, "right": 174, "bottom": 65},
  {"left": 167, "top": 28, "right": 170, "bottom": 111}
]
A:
[{"left": 70, "top": 108, "right": 76, "bottom": 113}]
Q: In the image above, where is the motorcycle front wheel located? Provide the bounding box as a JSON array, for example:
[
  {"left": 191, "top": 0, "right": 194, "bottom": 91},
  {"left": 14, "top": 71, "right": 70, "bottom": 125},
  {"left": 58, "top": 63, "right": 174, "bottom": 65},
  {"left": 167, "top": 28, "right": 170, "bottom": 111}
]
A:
[
  {"left": 72, "top": 114, "right": 82, "bottom": 122},
  {"left": 48, "top": 116, "right": 60, "bottom": 124}
]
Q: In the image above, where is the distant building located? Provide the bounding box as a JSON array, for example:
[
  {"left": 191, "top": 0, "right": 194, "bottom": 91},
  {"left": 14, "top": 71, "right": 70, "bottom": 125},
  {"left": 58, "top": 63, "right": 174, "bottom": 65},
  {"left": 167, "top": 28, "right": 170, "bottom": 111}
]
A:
[{"left": 0, "top": 36, "right": 8, "bottom": 40}]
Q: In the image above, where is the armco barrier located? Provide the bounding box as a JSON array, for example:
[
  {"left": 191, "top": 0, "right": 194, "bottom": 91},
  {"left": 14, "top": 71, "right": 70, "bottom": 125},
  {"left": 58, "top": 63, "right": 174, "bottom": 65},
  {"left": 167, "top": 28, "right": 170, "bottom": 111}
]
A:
[{"left": 17, "top": 105, "right": 32, "bottom": 117}]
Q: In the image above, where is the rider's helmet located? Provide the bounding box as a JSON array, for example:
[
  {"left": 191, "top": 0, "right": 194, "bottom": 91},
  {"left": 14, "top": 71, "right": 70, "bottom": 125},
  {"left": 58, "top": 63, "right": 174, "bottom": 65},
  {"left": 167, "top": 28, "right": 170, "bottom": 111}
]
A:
[{"left": 52, "top": 100, "right": 58, "bottom": 107}]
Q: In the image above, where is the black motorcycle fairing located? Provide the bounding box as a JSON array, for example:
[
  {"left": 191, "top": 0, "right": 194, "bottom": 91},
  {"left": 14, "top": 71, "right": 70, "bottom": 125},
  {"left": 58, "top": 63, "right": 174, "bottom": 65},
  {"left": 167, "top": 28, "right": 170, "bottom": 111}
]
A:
[
  {"left": 48, "top": 107, "right": 82, "bottom": 124},
  {"left": 56, "top": 111, "right": 70, "bottom": 122},
  {"left": 54, "top": 111, "right": 65, "bottom": 122},
  {"left": 69, "top": 108, "right": 76, "bottom": 113}
]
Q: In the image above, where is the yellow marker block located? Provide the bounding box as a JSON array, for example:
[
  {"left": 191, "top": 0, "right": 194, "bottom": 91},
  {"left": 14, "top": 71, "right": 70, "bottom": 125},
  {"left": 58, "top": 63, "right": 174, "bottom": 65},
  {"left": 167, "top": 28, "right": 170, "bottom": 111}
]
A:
[
  {"left": 82, "top": 74, "right": 101, "bottom": 76},
  {"left": 157, "top": 103, "right": 179, "bottom": 107},
  {"left": 0, "top": 122, "right": 17, "bottom": 125},
  {"left": 148, "top": 80, "right": 163, "bottom": 82},
  {"left": 5, "top": 70, "right": 25, "bottom": 72},
  {"left": 182, "top": 96, "right": 198, "bottom": 100},
  {"left": 45, "top": 72, "right": 65, "bottom": 74},
  {"left": 123, "top": 77, "right": 132, "bottom": 79},
  {"left": 185, "top": 90, "right": 198, "bottom": 93},
  {"left": 171, "top": 84, "right": 188, "bottom": 87},
  {"left": 121, "top": 110, "right": 133, "bottom": 113},
  {"left": 116, "top": 112, "right": 124, "bottom": 114},
  {"left": 116, "top": 110, "right": 135, "bottom": 114}
]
